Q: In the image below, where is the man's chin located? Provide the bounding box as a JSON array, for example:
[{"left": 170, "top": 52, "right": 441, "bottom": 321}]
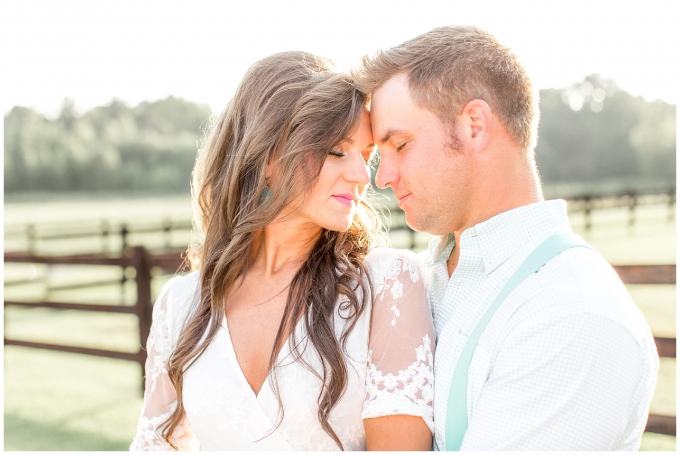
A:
[
  {"left": 404, "top": 213, "right": 429, "bottom": 234},
  {"left": 405, "top": 212, "right": 449, "bottom": 236}
]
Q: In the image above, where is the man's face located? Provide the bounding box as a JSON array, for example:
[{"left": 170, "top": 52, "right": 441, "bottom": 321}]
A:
[{"left": 370, "top": 74, "right": 472, "bottom": 235}]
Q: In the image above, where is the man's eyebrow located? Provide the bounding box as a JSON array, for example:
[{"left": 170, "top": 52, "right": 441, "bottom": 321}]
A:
[{"left": 378, "top": 129, "right": 406, "bottom": 144}]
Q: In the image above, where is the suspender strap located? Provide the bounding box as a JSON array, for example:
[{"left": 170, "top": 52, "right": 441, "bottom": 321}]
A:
[{"left": 444, "top": 232, "right": 591, "bottom": 450}]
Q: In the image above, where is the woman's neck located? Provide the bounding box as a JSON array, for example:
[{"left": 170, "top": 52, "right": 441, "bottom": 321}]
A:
[{"left": 249, "top": 217, "right": 323, "bottom": 276}]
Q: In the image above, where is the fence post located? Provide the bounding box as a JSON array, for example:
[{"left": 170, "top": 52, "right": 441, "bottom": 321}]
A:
[
  {"left": 121, "top": 224, "right": 129, "bottom": 252},
  {"left": 101, "top": 219, "right": 109, "bottom": 253},
  {"left": 583, "top": 196, "right": 592, "bottom": 232},
  {"left": 133, "top": 246, "right": 153, "bottom": 394},
  {"left": 628, "top": 193, "right": 637, "bottom": 228},
  {"left": 409, "top": 229, "right": 416, "bottom": 250},
  {"left": 27, "top": 224, "right": 36, "bottom": 253},
  {"left": 668, "top": 189, "right": 676, "bottom": 223},
  {"left": 163, "top": 218, "right": 172, "bottom": 249}
]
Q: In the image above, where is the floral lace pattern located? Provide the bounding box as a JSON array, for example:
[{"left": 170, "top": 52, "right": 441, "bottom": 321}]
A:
[
  {"left": 129, "top": 404, "right": 197, "bottom": 451},
  {"left": 145, "top": 302, "right": 171, "bottom": 389},
  {"left": 130, "top": 409, "right": 175, "bottom": 451},
  {"left": 374, "top": 254, "right": 421, "bottom": 326},
  {"left": 130, "top": 249, "right": 435, "bottom": 450},
  {"left": 363, "top": 335, "right": 434, "bottom": 422},
  {"left": 364, "top": 251, "right": 435, "bottom": 432}
]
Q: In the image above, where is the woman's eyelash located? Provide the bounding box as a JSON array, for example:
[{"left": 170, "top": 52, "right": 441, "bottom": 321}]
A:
[
  {"left": 328, "top": 150, "right": 345, "bottom": 157},
  {"left": 396, "top": 142, "right": 407, "bottom": 152}
]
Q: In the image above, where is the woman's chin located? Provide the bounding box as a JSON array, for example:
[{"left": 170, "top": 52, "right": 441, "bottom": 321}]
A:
[{"left": 321, "top": 218, "right": 354, "bottom": 233}]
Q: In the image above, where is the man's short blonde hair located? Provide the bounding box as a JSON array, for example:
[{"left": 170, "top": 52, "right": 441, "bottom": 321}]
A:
[{"left": 353, "top": 25, "right": 538, "bottom": 150}]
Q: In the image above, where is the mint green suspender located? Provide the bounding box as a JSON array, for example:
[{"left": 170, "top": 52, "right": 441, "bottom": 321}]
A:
[{"left": 444, "top": 232, "right": 592, "bottom": 450}]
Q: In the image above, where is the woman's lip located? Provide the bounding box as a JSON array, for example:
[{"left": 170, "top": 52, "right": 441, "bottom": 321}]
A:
[{"left": 332, "top": 195, "right": 354, "bottom": 207}]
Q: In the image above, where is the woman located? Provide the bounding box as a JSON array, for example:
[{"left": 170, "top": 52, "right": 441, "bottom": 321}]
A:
[{"left": 130, "top": 51, "right": 435, "bottom": 451}]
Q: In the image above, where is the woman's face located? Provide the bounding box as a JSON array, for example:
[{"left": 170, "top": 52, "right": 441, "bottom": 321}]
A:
[{"left": 298, "top": 108, "right": 375, "bottom": 232}]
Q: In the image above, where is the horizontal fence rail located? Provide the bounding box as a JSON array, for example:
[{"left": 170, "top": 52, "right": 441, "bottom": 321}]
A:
[
  {"left": 611, "top": 265, "right": 676, "bottom": 285},
  {"left": 4, "top": 219, "right": 193, "bottom": 254}
]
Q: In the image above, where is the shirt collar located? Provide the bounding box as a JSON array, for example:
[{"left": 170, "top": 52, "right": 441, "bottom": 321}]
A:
[
  {"left": 425, "top": 233, "right": 455, "bottom": 268},
  {"left": 426, "top": 200, "right": 571, "bottom": 273}
]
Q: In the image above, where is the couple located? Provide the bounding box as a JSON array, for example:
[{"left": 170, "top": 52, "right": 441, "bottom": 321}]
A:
[{"left": 130, "top": 26, "right": 658, "bottom": 451}]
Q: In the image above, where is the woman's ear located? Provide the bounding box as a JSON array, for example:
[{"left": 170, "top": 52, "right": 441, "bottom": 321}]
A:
[{"left": 264, "top": 159, "right": 275, "bottom": 180}]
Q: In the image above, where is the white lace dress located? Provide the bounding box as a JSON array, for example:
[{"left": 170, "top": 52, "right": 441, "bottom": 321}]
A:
[{"left": 130, "top": 248, "right": 435, "bottom": 451}]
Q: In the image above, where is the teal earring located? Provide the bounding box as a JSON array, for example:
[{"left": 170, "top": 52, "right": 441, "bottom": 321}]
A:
[{"left": 260, "top": 186, "right": 272, "bottom": 203}]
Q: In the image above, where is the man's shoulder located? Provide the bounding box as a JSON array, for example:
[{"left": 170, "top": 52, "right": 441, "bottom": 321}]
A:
[
  {"left": 534, "top": 245, "right": 626, "bottom": 305},
  {"left": 507, "top": 246, "right": 653, "bottom": 346}
]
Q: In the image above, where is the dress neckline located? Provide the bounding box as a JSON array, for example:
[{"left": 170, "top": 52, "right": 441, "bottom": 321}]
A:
[{"left": 221, "top": 314, "right": 303, "bottom": 398}]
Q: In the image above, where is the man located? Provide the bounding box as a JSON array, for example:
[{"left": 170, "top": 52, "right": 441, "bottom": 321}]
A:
[{"left": 353, "top": 26, "right": 658, "bottom": 450}]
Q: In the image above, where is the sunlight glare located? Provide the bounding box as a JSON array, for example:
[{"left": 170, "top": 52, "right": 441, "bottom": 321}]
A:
[{"left": 569, "top": 91, "right": 584, "bottom": 111}]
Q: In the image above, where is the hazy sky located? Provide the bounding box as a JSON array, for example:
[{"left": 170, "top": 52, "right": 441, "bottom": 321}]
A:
[{"left": 2, "top": 0, "right": 678, "bottom": 116}]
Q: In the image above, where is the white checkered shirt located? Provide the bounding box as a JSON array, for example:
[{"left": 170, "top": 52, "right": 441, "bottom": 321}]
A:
[{"left": 423, "top": 200, "right": 659, "bottom": 450}]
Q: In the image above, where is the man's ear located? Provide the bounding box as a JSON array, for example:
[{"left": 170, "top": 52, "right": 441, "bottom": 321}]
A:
[{"left": 459, "top": 99, "right": 492, "bottom": 152}]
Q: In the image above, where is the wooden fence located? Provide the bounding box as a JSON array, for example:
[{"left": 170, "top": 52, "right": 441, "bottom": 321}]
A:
[
  {"left": 565, "top": 189, "right": 676, "bottom": 231},
  {"left": 3, "top": 246, "right": 676, "bottom": 436},
  {"left": 3, "top": 247, "right": 185, "bottom": 391}
]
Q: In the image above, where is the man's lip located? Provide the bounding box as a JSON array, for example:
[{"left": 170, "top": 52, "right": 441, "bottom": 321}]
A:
[{"left": 397, "top": 193, "right": 411, "bottom": 206}]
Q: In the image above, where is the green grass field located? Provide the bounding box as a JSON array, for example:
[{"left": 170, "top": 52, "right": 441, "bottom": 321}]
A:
[{"left": 4, "top": 194, "right": 676, "bottom": 450}]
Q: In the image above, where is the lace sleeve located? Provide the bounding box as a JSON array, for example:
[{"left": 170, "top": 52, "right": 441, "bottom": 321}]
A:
[
  {"left": 361, "top": 251, "right": 435, "bottom": 433},
  {"left": 130, "top": 277, "right": 199, "bottom": 451}
]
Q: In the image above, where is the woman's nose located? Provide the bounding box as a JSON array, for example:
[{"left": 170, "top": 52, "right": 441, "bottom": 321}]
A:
[{"left": 345, "top": 153, "right": 371, "bottom": 185}]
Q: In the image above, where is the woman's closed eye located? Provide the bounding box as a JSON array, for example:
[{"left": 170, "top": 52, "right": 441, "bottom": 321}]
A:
[{"left": 329, "top": 149, "right": 375, "bottom": 165}]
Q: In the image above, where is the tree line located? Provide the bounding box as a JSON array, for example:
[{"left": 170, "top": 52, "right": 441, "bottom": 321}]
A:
[{"left": 4, "top": 75, "right": 675, "bottom": 194}]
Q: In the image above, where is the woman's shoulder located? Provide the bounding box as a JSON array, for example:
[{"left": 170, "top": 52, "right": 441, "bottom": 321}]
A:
[
  {"left": 162, "top": 270, "right": 201, "bottom": 301},
  {"left": 363, "top": 247, "right": 423, "bottom": 284},
  {"left": 364, "top": 247, "right": 422, "bottom": 267},
  {"left": 154, "top": 271, "right": 201, "bottom": 328}
]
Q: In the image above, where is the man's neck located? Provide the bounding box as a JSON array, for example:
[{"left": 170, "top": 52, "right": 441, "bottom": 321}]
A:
[{"left": 446, "top": 154, "right": 543, "bottom": 277}]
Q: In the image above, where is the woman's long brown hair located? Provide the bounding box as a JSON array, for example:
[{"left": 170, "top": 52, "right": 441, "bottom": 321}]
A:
[{"left": 161, "top": 51, "right": 386, "bottom": 449}]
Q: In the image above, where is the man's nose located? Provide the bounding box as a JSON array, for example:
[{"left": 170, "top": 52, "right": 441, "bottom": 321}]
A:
[{"left": 375, "top": 153, "right": 397, "bottom": 189}]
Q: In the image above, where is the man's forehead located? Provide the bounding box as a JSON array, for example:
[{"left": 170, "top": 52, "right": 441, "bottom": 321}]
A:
[
  {"left": 372, "top": 73, "right": 412, "bottom": 107},
  {"left": 370, "top": 76, "right": 432, "bottom": 144}
]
